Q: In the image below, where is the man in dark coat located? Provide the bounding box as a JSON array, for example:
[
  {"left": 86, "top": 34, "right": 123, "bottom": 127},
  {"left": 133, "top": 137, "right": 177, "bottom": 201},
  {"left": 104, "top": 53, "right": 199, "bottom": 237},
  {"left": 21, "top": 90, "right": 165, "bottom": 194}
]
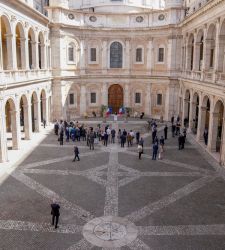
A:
[
  {"left": 152, "top": 143, "right": 158, "bottom": 160},
  {"left": 104, "top": 132, "right": 108, "bottom": 147},
  {"left": 51, "top": 201, "right": 60, "bottom": 229},
  {"left": 111, "top": 129, "right": 116, "bottom": 143},
  {"left": 89, "top": 131, "right": 95, "bottom": 150},
  {"left": 73, "top": 146, "right": 80, "bottom": 161},
  {"left": 164, "top": 124, "right": 168, "bottom": 140},
  {"left": 178, "top": 134, "right": 183, "bottom": 150},
  {"left": 120, "top": 134, "right": 125, "bottom": 148},
  {"left": 136, "top": 131, "right": 140, "bottom": 144},
  {"left": 59, "top": 130, "right": 64, "bottom": 146}
]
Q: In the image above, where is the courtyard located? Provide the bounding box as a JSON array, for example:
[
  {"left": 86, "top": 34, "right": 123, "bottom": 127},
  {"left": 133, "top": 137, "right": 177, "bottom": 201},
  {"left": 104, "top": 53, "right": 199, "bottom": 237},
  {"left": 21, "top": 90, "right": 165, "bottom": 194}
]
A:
[{"left": 1, "top": 121, "right": 225, "bottom": 249}]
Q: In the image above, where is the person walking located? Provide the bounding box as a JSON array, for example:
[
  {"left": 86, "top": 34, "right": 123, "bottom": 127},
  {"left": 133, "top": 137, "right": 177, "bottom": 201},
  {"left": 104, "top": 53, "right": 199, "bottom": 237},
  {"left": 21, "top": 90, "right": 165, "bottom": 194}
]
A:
[
  {"left": 120, "top": 134, "right": 125, "bottom": 148},
  {"left": 136, "top": 131, "right": 140, "bottom": 144},
  {"left": 43, "top": 119, "right": 46, "bottom": 128},
  {"left": 152, "top": 143, "right": 158, "bottom": 160},
  {"left": 51, "top": 201, "right": 60, "bottom": 229},
  {"left": 104, "top": 132, "right": 108, "bottom": 147},
  {"left": 164, "top": 124, "right": 168, "bottom": 140},
  {"left": 172, "top": 123, "right": 176, "bottom": 137},
  {"left": 158, "top": 144, "right": 164, "bottom": 160},
  {"left": 72, "top": 146, "right": 80, "bottom": 162},
  {"left": 127, "top": 133, "right": 132, "bottom": 147},
  {"left": 117, "top": 129, "right": 121, "bottom": 144},
  {"left": 178, "top": 134, "right": 183, "bottom": 150},
  {"left": 159, "top": 136, "right": 165, "bottom": 151},
  {"left": 138, "top": 143, "right": 143, "bottom": 159},
  {"left": 139, "top": 137, "right": 144, "bottom": 153}
]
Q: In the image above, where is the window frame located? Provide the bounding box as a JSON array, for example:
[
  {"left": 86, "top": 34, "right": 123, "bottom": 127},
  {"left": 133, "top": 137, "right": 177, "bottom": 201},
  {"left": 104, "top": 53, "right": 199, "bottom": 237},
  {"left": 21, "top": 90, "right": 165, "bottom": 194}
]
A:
[
  {"left": 135, "top": 47, "right": 144, "bottom": 64},
  {"left": 67, "top": 43, "right": 76, "bottom": 65},
  {"left": 90, "top": 92, "right": 97, "bottom": 104},
  {"left": 89, "top": 47, "right": 99, "bottom": 64},
  {"left": 68, "top": 92, "right": 77, "bottom": 107},
  {"left": 135, "top": 92, "right": 142, "bottom": 104},
  {"left": 156, "top": 93, "right": 163, "bottom": 106},
  {"left": 158, "top": 47, "right": 165, "bottom": 63}
]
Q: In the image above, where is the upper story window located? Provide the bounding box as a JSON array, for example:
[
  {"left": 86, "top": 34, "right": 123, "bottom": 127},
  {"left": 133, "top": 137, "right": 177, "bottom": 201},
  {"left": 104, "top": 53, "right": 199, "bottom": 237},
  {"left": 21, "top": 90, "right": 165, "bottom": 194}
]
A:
[
  {"left": 90, "top": 48, "right": 97, "bottom": 62},
  {"left": 68, "top": 43, "right": 76, "bottom": 63},
  {"left": 69, "top": 93, "right": 75, "bottom": 105},
  {"left": 110, "top": 42, "right": 123, "bottom": 68},
  {"left": 158, "top": 48, "right": 164, "bottom": 62},
  {"left": 136, "top": 48, "right": 143, "bottom": 63}
]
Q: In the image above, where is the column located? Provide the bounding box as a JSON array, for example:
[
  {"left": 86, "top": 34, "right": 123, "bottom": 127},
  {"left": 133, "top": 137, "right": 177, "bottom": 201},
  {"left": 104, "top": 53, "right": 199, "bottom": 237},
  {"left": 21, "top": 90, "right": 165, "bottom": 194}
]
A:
[
  {"left": 101, "top": 83, "right": 108, "bottom": 106},
  {"left": 80, "top": 85, "right": 87, "bottom": 115},
  {"left": 207, "top": 111, "right": 219, "bottom": 152},
  {"left": 102, "top": 39, "right": 108, "bottom": 73},
  {"left": 23, "top": 103, "right": 32, "bottom": 140},
  {"left": 11, "top": 108, "right": 21, "bottom": 150},
  {"left": 125, "top": 39, "right": 130, "bottom": 70},
  {"left": 20, "top": 38, "right": 28, "bottom": 69},
  {"left": 45, "top": 96, "right": 50, "bottom": 125},
  {"left": 188, "top": 94, "right": 194, "bottom": 130},
  {"left": 41, "top": 44, "right": 47, "bottom": 69},
  {"left": 80, "top": 39, "right": 86, "bottom": 74},
  {"left": 213, "top": 19, "right": 222, "bottom": 80},
  {"left": 219, "top": 115, "right": 225, "bottom": 165},
  {"left": 5, "top": 33, "right": 15, "bottom": 70},
  {"left": 31, "top": 41, "right": 38, "bottom": 69},
  {"left": 197, "top": 106, "right": 206, "bottom": 141},
  {"left": 34, "top": 100, "right": 41, "bottom": 132},
  {"left": 146, "top": 39, "right": 153, "bottom": 73},
  {"left": 0, "top": 99, "right": 8, "bottom": 162}
]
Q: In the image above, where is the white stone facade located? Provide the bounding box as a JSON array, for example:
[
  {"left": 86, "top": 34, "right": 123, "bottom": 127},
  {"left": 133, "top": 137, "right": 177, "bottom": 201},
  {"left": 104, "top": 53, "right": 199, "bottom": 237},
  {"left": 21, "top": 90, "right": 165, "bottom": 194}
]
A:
[{"left": 1, "top": 0, "right": 225, "bottom": 165}]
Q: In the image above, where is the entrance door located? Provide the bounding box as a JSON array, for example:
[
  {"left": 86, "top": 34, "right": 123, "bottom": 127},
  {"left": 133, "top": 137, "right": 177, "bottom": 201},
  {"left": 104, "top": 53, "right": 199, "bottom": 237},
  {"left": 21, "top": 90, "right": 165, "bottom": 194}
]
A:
[{"left": 108, "top": 84, "right": 123, "bottom": 114}]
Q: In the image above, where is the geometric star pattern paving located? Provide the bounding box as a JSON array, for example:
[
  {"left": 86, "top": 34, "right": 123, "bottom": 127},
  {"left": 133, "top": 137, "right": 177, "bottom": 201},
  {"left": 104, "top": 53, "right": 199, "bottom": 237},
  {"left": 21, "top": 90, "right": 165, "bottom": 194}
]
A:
[{"left": 1, "top": 123, "right": 225, "bottom": 249}]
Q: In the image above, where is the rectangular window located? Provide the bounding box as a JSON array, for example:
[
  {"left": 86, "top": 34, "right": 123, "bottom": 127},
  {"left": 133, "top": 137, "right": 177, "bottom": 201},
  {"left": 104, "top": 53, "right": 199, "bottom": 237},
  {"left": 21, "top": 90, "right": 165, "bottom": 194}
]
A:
[
  {"left": 136, "top": 48, "right": 142, "bottom": 62},
  {"left": 158, "top": 48, "right": 164, "bottom": 62},
  {"left": 68, "top": 47, "right": 74, "bottom": 62},
  {"left": 69, "top": 93, "right": 74, "bottom": 105},
  {"left": 91, "top": 92, "right": 96, "bottom": 104},
  {"left": 210, "top": 49, "right": 214, "bottom": 68},
  {"left": 157, "top": 94, "right": 163, "bottom": 105},
  {"left": 90, "top": 48, "right": 97, "bottom": 62},
  {"left": 135, "top": 93, "right": 141, "bottom": 104}
]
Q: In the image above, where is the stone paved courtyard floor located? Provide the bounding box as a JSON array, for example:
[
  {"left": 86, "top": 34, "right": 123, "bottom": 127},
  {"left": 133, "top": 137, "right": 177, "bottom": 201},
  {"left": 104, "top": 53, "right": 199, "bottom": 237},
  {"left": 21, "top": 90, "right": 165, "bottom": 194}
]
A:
[{"left": 1, "top": 122, "right": 225, "bottom": 249}]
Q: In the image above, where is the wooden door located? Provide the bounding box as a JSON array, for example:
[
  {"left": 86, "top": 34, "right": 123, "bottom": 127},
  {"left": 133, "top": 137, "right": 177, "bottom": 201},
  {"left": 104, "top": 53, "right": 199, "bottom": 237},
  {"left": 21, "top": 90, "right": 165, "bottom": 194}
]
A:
[{"left": 108, "top": 84, "right": 123, "bottom": 113}]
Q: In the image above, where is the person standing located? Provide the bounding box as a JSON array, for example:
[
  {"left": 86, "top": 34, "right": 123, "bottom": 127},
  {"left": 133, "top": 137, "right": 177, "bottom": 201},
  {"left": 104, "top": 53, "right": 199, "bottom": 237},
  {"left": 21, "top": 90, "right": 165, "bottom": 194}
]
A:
[
  {"left": 72, "top": 146, "right": 80, "bottom": 162},
  {"left": 178, "top": 134, "right": 183, "bottom": 150},
  {"left": 152, "top": 143, "right": 158, "bottom": 160},
  {"left": 89, "top": 131, "right": 95, "bottom": 150},
  {"left": 43, "top": 119, "right": 46, "bottom": 128},
  {"left": 127, "top": 133, "right": 132, "bottom": 147},
  {"left": 136, "top": 131, "right": 140, "bottom": 144},
  {"left": 203, "top": 129, "right": 208, "bottom": 145},
  {"left": 51, "top": 201, "right": 60, "bottom": 229},
  {"left": 159, "top": 136, "right": 165, "bottom": 151},
  {"left": 120, "top": 134, "right": 125, "bottom": 148},
  {"left": 118, "top": 129, "right": 122, "bottom": 144},
  {"left": 104, "top": 132, "right": 108, "bottom": 147},
  {"left": 111, "top": 129, "right": 116, "bottom": 143},
  {"left": 138, "top": 143, "right": 143, "bottom": 159},
  {"left": 139, "top": 137, "right": 144, "bottom": 153},
  {"left": 59, "top": 130, "right": 64, "bottom": 146},
  {"left": 164, "top": 124, "right": 168, "bottom": 140}
]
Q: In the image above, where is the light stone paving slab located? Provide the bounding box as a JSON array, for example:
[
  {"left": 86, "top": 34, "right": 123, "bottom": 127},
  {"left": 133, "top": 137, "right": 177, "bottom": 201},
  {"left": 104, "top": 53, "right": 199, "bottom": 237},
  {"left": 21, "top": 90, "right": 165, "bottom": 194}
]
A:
[
  {"left": 66, "top": 238, "right": 94, "bottom": 250},
  {"left": 127, "top": 238, "right": 151, "bottom": 250}
]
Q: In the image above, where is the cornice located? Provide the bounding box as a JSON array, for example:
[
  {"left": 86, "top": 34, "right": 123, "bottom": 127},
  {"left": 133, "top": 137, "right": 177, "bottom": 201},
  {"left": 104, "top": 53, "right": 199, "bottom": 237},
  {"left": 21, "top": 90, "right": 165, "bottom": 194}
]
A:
[{"left": 180, "top": 0, "right": 224, "bottom": 27}]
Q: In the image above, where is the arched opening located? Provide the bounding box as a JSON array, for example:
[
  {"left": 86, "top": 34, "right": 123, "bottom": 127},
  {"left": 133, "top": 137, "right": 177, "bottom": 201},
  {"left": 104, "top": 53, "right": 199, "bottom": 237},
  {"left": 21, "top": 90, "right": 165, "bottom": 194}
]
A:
[
  {"left": 31, "top": 92, "right": 39, "bottom": 132},
  {"left": 198, "top": 96, "right": 210, "bottom": 143},
  {"left": 184, "top": 90, "right": 190, "bottom": 127},
  {"left": 211, "top": 100, "right": 224, "bottom": 152},
  {"left": 110, "top": 42, "right": 123, "bottom": 68},
  {"left": 205, "top": 24, "right": 216, "bottom": 71},
  {"left": 108, "top": 84, "right": 123, "bottom": 113},
  {"left": 38, "top": 32, "right": 45, "bottom": 69},
  {"left": 15, "top": 23, "right": 25, "bottom": 70},
  {"left": 5, "top": 99, "right": 20, "bottom": 150},
  {"left": 0, "top": 16, "right": 12, "bottom": 70},
  {"left": 192, "top": 93, "right": 199, "bottom": 133},
  {"left": 28, "top": 28, "right": 35, "bottom": 69},
  {"left": 195, "top": 30, "right": 204, "bottom": 71},
  {"left": 187, "top": 34, "right": 194, "bottom": 71}
]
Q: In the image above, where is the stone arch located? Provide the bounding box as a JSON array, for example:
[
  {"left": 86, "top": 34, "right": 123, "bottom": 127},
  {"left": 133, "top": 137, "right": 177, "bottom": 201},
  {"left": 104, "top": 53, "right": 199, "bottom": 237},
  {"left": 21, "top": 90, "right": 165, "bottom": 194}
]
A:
[
  {"left": 38, "top": 31, "right": 45, "bottom": 69},
  {"left": 31, "top": 91, "right": 40, "bottom": 132},
  {"left": 108, "top": 84, "right": 124, "bottom": 113},
  {"left": 211, "top": 100, "right": 224, "bottom": 152},
  {"left": 28, "top": 27, "right": 36, "bottom": 69},
  {"left": 0, "top": 14, "right": 13, "bottom": 70},
  {"left": 205, "top": 23, "right": 216, "bottom": 70},
  {"left": 110, "top": 41, "right": 123, "bottom": 68},
  {"left": 15, "top": 22, "right": 26, "bottom": 70},
  {"left": 5, "top": 98, "right": 20, "bottom": 150}
]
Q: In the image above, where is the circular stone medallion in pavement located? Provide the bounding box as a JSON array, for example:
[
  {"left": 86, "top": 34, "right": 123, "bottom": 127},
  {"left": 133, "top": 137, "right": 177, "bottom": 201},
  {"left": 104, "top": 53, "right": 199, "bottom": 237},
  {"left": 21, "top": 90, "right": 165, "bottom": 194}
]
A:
[{"left": 83, "top": 216, "right": 138, "bottom": 248}]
